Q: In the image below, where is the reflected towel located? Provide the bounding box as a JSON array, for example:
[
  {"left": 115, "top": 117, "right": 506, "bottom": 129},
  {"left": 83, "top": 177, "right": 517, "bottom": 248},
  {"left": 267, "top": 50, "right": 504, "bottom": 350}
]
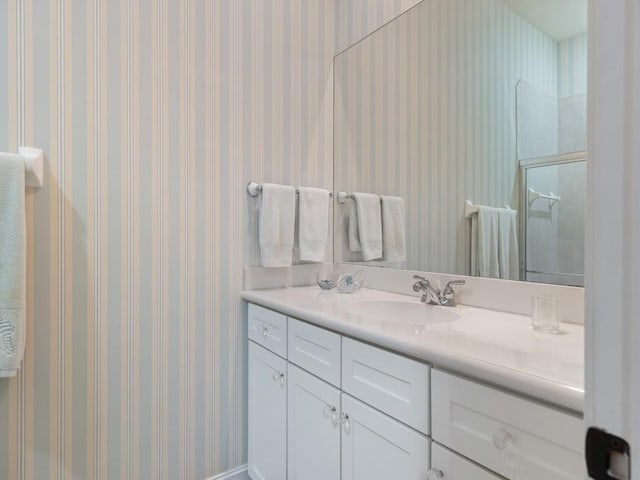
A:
[
  {"left": 348, "top": 199, "right": 361, "bottom": 253},
  {"left": 472, "top": 206, "right": 518, "bottom": 280},
  {"left": 0, "top": 153, "right": 26, "bottom": 377},
  {"left": 380, "top": 195, "right": 406, "bottom": 262},
  {"left": 259, "top": 183, "right": 296, "bottom": 267},
  {"left": 297, "top": 187, "right": 330, "bottom": 262},
  {"left": 349, "top": 193, "right": 383, "bottom": 261}
]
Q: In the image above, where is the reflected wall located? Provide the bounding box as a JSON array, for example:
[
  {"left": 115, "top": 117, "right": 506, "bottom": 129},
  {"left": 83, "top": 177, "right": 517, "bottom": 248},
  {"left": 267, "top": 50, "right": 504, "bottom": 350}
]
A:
[{"left": 334, "top": 0, "right": 587, "bottom": 280}]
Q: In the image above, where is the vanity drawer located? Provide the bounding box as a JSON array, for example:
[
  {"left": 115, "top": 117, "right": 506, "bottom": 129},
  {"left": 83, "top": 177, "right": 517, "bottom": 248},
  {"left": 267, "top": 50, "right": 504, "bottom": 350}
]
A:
[
  {"left": 248, "top": 303, "right": 287, "bottom": 358},
  {"left": 288, "top": 318, "right": 341, "bottom": 387},
  {"left": 431, "top": 442, "right": 502, "bottom": 480},
  {"left": 341, "top": 337, "right": 430, "bottom": 434},
  {"left": 431, "top": 370, "right": 584, "bottom": 480}
]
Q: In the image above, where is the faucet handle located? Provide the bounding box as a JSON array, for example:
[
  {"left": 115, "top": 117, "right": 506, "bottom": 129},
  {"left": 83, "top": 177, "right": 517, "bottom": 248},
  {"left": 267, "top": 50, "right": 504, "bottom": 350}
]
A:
[
  {"left": 440, "top": 279, "right": 465, "bottom": 307},
  {"left": 412, "top": 275, "right": 430, "bottom": 293},
  {"left": 443, "top": 279, "right": 465, "bottom": 294}
]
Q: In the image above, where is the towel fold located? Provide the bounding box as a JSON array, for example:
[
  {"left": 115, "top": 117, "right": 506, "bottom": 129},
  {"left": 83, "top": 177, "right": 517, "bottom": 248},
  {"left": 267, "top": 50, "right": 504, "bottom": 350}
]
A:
[
  {"left": 259, "top": 183, "right": 296, "bottom": 267},
  {"left": 498, "top": 209, "right": 519, "bottom": 280},
  {"left": 297, "top": 187, "right": 330, "bottom": 262},
  {"left": 349, "top": 193, "right": 383, "bottom": 261},
  {"left": 380, "top": 195, "right": 406, "bottom": 262},
  {"left": 0, "top": 153, "right": 26, "bottom": 377},
  {"left": 472, "top": 206, "right": 518, "bottom": 280},
  {"left": 348, "top": 199, "right": 361, "bottom": 252}
]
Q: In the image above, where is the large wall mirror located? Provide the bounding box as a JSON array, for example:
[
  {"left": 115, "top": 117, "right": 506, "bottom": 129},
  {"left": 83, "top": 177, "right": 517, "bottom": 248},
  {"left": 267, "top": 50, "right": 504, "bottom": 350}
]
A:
[{"left": 333, "top": 0, "right": 587, "bottom": 287}]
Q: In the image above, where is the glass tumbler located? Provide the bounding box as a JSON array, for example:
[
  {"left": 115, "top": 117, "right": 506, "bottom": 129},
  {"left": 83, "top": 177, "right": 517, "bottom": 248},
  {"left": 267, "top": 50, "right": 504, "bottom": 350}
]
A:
[{"left": 531, "top": 295, "right": 560, "bottom": 333}]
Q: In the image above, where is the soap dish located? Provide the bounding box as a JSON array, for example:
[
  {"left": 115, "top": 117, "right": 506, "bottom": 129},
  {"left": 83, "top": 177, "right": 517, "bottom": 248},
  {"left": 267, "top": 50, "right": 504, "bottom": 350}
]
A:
[
  {"left": 316, "top": 270, "right": 340, "bottom": 290},
  {"left": 336, "top": 271, "right": 365, "bottom": 294}
]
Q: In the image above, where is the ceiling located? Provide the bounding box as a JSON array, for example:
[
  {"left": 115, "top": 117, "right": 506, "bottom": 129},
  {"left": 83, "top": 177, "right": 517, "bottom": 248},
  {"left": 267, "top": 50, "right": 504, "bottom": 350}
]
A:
[{"left": 501, "top": 0, "right": 587, "bottom": 41}]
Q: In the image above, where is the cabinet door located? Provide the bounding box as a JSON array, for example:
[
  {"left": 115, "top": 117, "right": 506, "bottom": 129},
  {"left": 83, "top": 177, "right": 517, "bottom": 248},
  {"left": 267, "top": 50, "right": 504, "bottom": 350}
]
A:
[
  {"left": 287, "top": 365, "right": 341, "bottom": 480},
  {"left": 248, "top": 341, "right": 287, "bottom": 480},
  {"left": 430, "top": 442, "right": 502, "bottom": 480},
  {"left": 341, "top": 394, "right": 430, "bottom": 480}
]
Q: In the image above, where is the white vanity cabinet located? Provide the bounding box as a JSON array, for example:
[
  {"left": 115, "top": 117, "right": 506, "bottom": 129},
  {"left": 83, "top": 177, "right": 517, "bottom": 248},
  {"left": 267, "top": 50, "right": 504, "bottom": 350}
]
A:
[
  {"left": 248, "top": 303, "right": 431, "bottom": 480},
  {"left": 246, "top": 301, "right": 584, "bottom": 480}
]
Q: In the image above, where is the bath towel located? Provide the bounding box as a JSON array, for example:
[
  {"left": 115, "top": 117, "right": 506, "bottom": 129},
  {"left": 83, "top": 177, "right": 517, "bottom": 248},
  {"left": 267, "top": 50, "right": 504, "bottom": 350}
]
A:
[
  {"left": 0, "top": 153, "right": 26, "bottom": 377},
  {"left": 297, "top": 187, "right": 330, "bottom": 262},
  {"left": 380, "top": 195, "right": 406, "bottom": 262},
  {"left": 259, "top": 183, "right": 296, "bottom": 267},
  {"left": 349, "top": 193, "right": 383, "bottom": 261},
  {"left": 472, "top": 206, "right": 519, "bottom": 280}
]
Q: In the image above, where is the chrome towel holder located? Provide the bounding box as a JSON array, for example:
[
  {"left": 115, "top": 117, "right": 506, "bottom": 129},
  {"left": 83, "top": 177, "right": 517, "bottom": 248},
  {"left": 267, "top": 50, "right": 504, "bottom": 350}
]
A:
[
  {"left": 1, "top": 147, "right": 44, "bottom": 188},
  {"left": 247, "top": 182, "right": 333, "bottom": 198}
]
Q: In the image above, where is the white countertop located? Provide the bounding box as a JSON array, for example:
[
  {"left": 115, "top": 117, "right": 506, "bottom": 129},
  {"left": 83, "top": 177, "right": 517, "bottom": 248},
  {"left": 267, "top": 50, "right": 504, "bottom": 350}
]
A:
[{"left": 242, "top": 286, "right": 585, "bottom": 413}]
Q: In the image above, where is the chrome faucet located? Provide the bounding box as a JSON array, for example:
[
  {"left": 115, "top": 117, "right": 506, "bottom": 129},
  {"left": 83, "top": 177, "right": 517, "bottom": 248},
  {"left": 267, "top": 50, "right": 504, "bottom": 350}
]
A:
[
  {"left": 412, "top": 275, "right": 441, "bottom": 305},
  {"left": 412, "top": 275, "right": 466, "bottom": 307}
]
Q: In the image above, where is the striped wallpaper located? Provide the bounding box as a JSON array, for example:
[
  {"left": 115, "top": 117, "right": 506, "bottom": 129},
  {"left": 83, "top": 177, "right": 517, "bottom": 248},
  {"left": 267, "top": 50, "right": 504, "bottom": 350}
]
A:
[
  {"left": 334, "top": 0, "right": 423, "bottom": 54},
  {"left": 558, "top": 33, "right": 587, "bottom": 154},
  {"left": 0, "top": 1, "right": 416, "bottom": 479},
  {"left": 558, "top": 33, "right": 588, "bottom": 98},
  {"left": 334, "top": 0, "right": 573, "bottom": 276}
]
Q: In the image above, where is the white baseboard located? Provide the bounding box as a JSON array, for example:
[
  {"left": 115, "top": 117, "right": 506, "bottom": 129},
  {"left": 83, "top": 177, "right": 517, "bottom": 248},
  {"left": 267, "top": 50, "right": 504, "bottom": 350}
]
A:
[{"left": 207, "top": 464, "right": 249, "bottom": 480}]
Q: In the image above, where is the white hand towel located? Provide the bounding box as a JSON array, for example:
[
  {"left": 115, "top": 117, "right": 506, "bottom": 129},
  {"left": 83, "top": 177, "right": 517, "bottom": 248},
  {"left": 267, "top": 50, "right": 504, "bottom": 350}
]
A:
[
  {"left": 498, "top": 209, "right": 519, "bottom": 280},
  {"left": 259, "top": 183, "right": 296, "bottom": 267},
  {"left": 0, "top": 153, "right": 26, "bottom": 377},
  {"left": 351, "top": 193, "right": 383, "bottom": 261},
  {"left": 475, "top": 206, "right": 501, "bottom": 278},
  {"left": 473, "top": 206, "right": 518, "bottom": 280},
  {"left": 380, "top": 195, "right": 406, "bottom": 262},
  {"left": 297, "top": 187, "right": 330, "bottom": 262}
]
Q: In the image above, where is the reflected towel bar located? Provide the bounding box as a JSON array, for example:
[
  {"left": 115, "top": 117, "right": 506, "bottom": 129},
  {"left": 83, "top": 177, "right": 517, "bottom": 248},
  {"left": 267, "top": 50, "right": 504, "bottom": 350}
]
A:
[
  {"left": 464, "top": 200, "right": 513, "bottom": 218},
  {"left": 527, "top": 188, "right": 561, "bottom": 207},
  {"left": 335, "top": 192, "right": 385, "bottom": 204}
]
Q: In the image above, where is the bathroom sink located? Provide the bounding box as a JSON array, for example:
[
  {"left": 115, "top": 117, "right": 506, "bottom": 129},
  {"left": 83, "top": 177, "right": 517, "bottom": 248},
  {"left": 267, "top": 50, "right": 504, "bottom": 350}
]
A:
[{"left": 341, "top": 300, "right": 459, "bottom": 324}]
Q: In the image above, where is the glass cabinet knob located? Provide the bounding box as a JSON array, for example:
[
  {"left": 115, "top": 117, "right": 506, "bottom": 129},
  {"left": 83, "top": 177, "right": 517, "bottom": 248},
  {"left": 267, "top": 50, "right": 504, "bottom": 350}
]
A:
[
  {"left": 492, "top": 428, "right": 513, "bottom": 451},
  {"left": 272, "top": 372, "right": 285, "bottom": 386},
  {"left": 426, "top": 469, "right": 444, "bottom": 480},
  {"left": 322, "top": 405, "right": 339, "bottom": 425},
  {"left": 339, "top": 412, "right": 351, "bottom": 432}
]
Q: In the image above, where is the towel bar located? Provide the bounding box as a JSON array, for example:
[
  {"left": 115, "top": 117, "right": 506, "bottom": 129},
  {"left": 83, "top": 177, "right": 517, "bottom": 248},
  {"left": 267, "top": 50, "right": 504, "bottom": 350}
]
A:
[{"left": 247, "top": 182, "right": 333, "bottom": 198}]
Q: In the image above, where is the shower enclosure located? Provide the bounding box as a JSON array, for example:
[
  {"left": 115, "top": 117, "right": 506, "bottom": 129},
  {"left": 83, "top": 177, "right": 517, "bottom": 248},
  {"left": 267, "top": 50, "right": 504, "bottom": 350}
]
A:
[{"left": 519, "top": 153, "right": 586, "bottom": 286}]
